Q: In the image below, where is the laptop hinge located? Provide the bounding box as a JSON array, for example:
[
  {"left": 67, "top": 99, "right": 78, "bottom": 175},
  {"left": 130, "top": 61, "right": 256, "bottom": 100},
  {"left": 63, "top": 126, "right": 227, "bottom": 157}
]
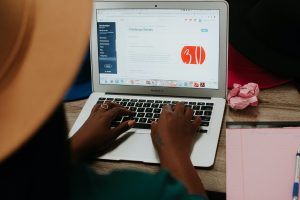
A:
[{"left": 105, "top": 92, "right": 211, "bottom": 99}]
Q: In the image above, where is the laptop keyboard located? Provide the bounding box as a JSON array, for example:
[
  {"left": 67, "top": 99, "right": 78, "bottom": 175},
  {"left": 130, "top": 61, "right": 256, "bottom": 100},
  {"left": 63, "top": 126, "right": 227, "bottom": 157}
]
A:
[{"left": 97, "top": 97, "right": 213, "bottom": 134}]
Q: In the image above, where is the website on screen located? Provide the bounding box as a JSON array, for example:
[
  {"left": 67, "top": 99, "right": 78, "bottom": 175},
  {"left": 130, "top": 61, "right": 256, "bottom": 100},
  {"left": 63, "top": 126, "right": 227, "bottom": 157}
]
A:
[{"left": 97, "top": 9, "right": 219, "bottom": 89}]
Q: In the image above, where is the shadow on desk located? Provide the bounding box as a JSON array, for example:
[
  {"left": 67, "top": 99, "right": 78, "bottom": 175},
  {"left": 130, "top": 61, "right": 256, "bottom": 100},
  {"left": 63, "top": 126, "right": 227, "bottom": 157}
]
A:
[{"left": 207, "top": 191, "right": 226, "bottom": 200}]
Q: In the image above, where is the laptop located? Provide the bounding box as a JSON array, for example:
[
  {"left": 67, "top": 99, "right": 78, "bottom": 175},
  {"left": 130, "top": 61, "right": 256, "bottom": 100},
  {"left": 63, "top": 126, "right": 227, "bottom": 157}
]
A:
[{"left": 69, "top": 0, "right": 228, "bottom": 167}]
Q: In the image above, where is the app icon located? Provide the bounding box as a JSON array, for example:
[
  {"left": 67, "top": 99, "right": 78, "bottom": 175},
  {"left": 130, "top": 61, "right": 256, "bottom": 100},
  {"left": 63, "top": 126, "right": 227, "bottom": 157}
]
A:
[
  {"left": 181, "top": 46, "right": 206, "bottom": 64},
  {"left": 193, "top": 82, "right": 200, "bottom": 87},
  {"left": 200, "top": 82, "right": 206, "bottom": 87}
]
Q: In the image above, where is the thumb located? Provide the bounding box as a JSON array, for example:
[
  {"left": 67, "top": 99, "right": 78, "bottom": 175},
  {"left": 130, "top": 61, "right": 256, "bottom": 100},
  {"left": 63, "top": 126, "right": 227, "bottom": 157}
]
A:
[{"left": 111, "top": 120, "right": 135, "bottom": 138}]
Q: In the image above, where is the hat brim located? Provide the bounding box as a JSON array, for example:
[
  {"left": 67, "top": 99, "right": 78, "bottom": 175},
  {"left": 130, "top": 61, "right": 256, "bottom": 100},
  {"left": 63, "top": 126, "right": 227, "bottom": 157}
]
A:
[
  {"left": 228, "top": 0, "right": 300, "bottom": 77},
  {"left": 0, "top": 0, "right": 91, "bottom": 161}
]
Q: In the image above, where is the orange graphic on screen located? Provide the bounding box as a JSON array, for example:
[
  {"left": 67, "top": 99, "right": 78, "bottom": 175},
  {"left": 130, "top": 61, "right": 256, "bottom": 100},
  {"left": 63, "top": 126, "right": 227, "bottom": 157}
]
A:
[{"left": 181, "top": 46, "right": 206, "bottom": 64}]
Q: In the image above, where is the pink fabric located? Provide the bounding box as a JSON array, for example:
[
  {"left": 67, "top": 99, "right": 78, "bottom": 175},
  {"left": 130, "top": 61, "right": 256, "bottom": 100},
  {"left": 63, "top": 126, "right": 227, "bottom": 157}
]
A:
[
  {"left": 227, "top": 83, "right": 259, "bottom": 110},
  {"left": 228, "top": 44, "right": 291, "bottom": 89}
]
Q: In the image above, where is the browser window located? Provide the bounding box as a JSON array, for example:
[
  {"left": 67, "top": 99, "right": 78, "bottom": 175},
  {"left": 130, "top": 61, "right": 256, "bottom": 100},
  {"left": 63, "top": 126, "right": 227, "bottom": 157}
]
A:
[{"left": 97, "top": 9, "right": 219, "bottom": 89}]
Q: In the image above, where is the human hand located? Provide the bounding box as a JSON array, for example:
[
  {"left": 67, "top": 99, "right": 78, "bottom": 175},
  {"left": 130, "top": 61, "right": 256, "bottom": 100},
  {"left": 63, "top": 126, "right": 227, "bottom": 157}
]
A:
[
  {"left": 151, "top": 103, "right": 207, "bottom": 196},
  {"left": 70, "top": 102, "right": 135, "bottom": 163},
  {"left": 151, "top": 103, "right": 201, "bottom": 162}
]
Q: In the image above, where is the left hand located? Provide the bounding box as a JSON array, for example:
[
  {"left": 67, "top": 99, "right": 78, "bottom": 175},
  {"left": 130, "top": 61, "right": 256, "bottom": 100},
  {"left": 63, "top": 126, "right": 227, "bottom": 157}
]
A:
[{"left": 70, "top": 101, "right": 135, "bottom": 163}]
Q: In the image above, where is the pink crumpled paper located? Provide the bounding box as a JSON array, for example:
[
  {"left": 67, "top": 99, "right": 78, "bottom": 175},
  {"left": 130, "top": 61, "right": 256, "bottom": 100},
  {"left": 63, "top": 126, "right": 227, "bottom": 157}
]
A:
[{"left": 227, "top": 83, "right": 260, "bottom": 110}]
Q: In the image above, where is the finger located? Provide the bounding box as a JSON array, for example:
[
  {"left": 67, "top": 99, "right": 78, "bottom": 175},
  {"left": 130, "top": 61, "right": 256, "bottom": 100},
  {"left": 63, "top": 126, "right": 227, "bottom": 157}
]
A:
[
  {"left": 184, "top": 107, "right": 194, "bottom": 120},
  {"left": 192, "top": 116, "right": 201, "bottom": 130},
  {"left": 162, "top": 104, "right": 172, "bottom": 112},
  {"left": 107, "top": 101, "right": 123, "bottom": 108},
  {"left": 107, "top": 101, "right": 135, "bottom": 115},
  {"left": 160, "top": 104, "right": 171, "bottom": 118},
  {"left": 90, "top": 104, "right": 101, "bottom": 115},
  {"left": 98, "top": 102, "right": 110, "bottom": 113},
  {"left": 111, "top": 120, "right": 136, "bottom": 138},
  {"left": 174, "top": 102, "right": 185, "bottom": 115},
  {"left": 98, "top": 101, "right": 121, "bottom": 112},
  {"left": 105, "top": 107, "right": 134, "bottom": 121}
]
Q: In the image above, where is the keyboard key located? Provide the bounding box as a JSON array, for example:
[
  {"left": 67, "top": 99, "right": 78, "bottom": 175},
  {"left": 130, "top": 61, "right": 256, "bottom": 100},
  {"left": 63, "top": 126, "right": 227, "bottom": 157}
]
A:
[
  {"left": 201, "top": 122, "right": 209, "bottom": 126},
  {"left": 201, "top": 106, "right": 213, "bottom": 111},
  {"left": 122, "top": 99, "right": 130, "bottom": 101},
  {"left": 195, "top": 111, "right": 203, "bottom": 116},
  {"left": 163, "top": 100, "right": 171, "bottom": 103},
  {"left": 192, "top": 105, "right": 201, "bottom": 110},
  {"left": 206, "top": 103, "right": 214, "bottom": 106},
  {"left": 154, "top": 113, "right": 160, "bottom": 118},
  {"left": 172, "top": 101, "right": 178, "bottom": 104},
  {"left": 145, "top": 108, "right": 153, "bottom": 113},
  {"left": 123, "top": 117, "right": 131, "bottom": 121},
  {"left": 115, "top": 98, "right": 122, "bottom": 101},
  {"left": 107, "top": 98, "right": 114, "bottom": 101},
  {"left": 120, "top": 102, "right": 127, "bottom": 106},
  {"left": 98, "top": 97, "right": 106, "bottom": 100},
  {"left": 134, "top": 123, "right": 150, "bottom": 129},
  {"left": 129, "top": 107, "right": 137, "bottom": 112},
  {"left": 137, "top": 108, "right": 145, "bottom": 112},
  {"left": 204, "top": 111, "right": 212, "bottom": 116},
  {"left": 97, "top": 100, "right": 104, "bottom": 104},
  {"left": 132, "top": 117, "right": 139, "bottom": 122},
  {"left": 139, "top": 118, "right": 147, "bottom": 123},
  {"left": 197, "top": 102, "right": 205, "bottom": 105},
  {"left": 201, "top": 116, "right": 211, "bottom": 121},
  {"left": 185, "top": 105, "right": 192, "bottom": 109},
  {"left": 155, "top": 100, "right": 162, "bottom": 103},
  {"left": 127, "top": 102, "right": 135, "bottom": 107},
  {"left": 147, "top": 118, "right": 155, "bottom": 124},
  {"left": 143, "top": 103, "right": 151, "bottom": 107},
  {"left": 188, "top": 102, "right": 196, "bottom": 105},
  {"left": 154, "top": 108, "right": 161, "bottom": 113},
  {"left": 145, "top": 113, "right": 153, "bottom": 118},
  {"left": 137, "top": 113, "right": 145, "bottom": 117},
  {"left": 147, "top": 100, "right": 154, "bottom": 103},
  {"left": 199, "top": 129, "right": 208, "bottom": 133},
  {"left": 130, "top": 99, "right": 138, "bottom": 102},
  {"left": 151, "top": 103, "right": 159, "bottom": 108},
  {"left": 135, "top": 102, "right": 143, "bottom": 107},
  {"left": 138, "top": 99, "right": 146, "bottom": 102}
]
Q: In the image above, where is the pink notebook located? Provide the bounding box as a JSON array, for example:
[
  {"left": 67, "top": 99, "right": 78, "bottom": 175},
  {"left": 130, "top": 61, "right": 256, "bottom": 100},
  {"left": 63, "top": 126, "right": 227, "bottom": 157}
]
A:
[{"left": 227, "top": 127, "right": 300, "bottom": 200}]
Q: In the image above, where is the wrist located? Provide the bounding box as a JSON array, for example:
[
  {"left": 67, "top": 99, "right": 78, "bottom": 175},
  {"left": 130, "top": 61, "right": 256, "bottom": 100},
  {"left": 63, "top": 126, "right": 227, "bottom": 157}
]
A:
[
  {"left": 158, "top": 149, "right": 191, "bottom": 169},
  {"left": 70, "top": 138, "right": 88, "bottom": 164}
]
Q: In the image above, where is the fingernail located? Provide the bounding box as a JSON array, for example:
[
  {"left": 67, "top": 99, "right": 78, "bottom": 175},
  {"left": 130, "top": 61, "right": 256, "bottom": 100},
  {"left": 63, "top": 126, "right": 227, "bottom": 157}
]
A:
[{"left": 127, "top": 120, "right": 135, "bottom": 127}]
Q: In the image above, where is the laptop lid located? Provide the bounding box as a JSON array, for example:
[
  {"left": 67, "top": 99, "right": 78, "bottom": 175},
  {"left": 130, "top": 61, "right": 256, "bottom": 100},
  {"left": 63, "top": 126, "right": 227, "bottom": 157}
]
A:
[{"left": 90, "top": 1, "right": 228, "bottom": 98}]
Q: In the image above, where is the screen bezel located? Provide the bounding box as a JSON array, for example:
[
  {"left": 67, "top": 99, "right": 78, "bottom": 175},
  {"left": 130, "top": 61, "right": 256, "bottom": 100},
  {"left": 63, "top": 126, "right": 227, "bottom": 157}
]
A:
[{"left": 91, "top": 1, "right": 228, "bottom": 98}]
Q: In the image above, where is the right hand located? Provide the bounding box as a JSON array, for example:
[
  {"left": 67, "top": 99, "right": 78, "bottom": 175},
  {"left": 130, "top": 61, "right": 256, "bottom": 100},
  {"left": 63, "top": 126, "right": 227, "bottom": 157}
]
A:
[{"left": 150, "top": 103, "right": 201, "bottom": 161}]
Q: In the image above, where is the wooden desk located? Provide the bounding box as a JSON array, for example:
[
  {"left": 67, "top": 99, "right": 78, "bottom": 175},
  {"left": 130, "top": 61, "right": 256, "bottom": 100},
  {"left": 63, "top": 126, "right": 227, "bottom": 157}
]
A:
[
  {"left": 64, "top": 83, "right": 300, "bottom": 193},
  {"left": 227, "top": 83, "right": 300, "bottom": 123}
]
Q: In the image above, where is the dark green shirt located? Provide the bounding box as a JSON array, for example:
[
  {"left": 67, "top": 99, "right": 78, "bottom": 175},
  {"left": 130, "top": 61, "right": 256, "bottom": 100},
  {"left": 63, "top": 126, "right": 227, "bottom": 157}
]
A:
[{"left": 71, "top": 165, "right": 208, "bottom": 200}]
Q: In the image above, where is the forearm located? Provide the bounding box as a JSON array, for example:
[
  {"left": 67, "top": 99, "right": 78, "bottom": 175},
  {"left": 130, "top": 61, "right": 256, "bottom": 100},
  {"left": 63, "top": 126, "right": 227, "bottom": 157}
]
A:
[{"left": 160, "top": 152, "right": 207, "bottom": 197}]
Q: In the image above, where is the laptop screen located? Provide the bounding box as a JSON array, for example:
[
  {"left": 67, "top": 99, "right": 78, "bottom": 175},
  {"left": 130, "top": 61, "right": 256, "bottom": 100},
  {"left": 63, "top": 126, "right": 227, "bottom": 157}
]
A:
[{"left": 97, "top": 9, "right": 220, "bottom": 89}]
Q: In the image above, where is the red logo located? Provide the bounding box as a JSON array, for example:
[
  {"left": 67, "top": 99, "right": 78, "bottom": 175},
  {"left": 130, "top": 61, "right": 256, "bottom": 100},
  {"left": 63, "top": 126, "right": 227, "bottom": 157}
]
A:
[
  {"left": 193, "top": 82, "right": 200, "bottom": 88},
  {"left": 181, "top": 46, "right": 206, "bottom": 64}
]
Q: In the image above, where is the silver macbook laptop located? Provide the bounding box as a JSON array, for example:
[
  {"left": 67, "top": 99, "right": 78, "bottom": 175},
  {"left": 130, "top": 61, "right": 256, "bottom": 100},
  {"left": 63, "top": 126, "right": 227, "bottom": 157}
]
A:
[{"left": 70, "top": 0, "right": 228, "bottom": 167}]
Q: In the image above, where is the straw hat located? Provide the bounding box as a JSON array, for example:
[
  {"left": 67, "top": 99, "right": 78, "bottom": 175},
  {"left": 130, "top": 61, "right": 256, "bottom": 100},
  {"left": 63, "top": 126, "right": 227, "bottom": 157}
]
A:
[{"left": 0, "top": 0, "right": 92, "bottom": 162}]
